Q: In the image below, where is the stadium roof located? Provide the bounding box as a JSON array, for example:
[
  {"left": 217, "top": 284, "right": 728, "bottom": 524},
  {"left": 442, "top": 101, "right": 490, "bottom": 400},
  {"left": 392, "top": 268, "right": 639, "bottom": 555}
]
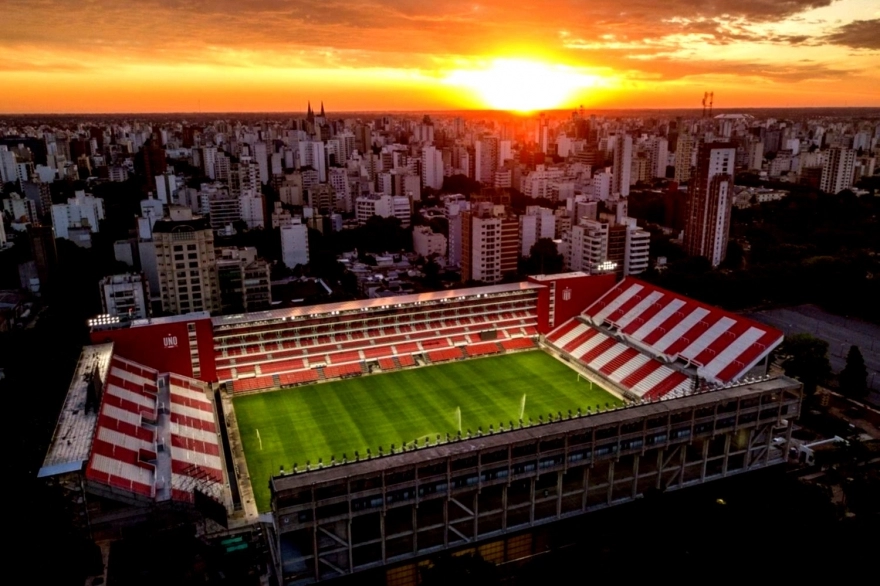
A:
[
  {"left": 584, "top": 277, "right": 783, "bottom": 384},
  {"left": 212, "top": 281, "right": 544, "bottom": 328},
  {"left": 39, "top": 344, "right": 113, "bottom": 478}
]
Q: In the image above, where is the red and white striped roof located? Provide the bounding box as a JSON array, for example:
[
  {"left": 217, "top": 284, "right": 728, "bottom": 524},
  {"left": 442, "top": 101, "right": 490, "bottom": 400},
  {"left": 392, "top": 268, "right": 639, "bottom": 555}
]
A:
[
  {"left": 583, "top": 278, "right": 782, "bottom": 384},
  {"left": 84, "top": 356, "right": 225, "bottom": 505},
  {"left": 546, "top": 320, "right": 692, "bottom": 401},
  {"left": 85, "top": 356, "right": 159, "bottom": 499},
  {"left": 168, "top": 374, "right": 225, "bottom": 503}
]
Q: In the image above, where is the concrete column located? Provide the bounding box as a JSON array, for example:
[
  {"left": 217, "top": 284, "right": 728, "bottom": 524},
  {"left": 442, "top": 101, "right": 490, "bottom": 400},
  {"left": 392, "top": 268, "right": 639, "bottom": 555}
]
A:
[
  {"left": 380, "top": 512, "right": 387, "bottom": 562},
  {"left": 721, "top": 434, "right": 731, "bottom": 475},
  {"left": 529, "top": 478, "right": 535, "bottom": 524},
  {"left": 312, "top": 523, "right": 320, "bottom": 582},
  {"left": 631, "top": 455, "right": 639, "bottom": 498},
  {"left": 501, "top": 484, "right": 508, "bottom": 530},
  {"left": 556, "top": 471, "right": 563, "bottom": 517},
  {"left": 606, "top": 460, "right": 615, "bottom": 504},
  {"left": 412, "top": 507, "right": 418, "bottom": 553},
  {"left": 700, "top": 440, "right": 709, "bottom": 481},
  {"left": 473, "top": 491, "right": 479, "bottom": 539}
]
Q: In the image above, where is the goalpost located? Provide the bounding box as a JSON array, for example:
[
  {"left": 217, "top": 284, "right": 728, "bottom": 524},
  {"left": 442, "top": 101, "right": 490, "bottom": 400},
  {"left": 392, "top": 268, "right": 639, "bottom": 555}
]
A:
[{"left": 577, "top": 373, "right": 593, "bottom": 389}]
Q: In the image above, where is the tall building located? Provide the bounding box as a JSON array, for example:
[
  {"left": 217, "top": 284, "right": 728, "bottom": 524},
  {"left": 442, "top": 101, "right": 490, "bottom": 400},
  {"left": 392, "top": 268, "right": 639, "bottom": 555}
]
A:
[
  {"left": 0, "top": 146, "right": 20, "bottom": 184},
  {"left": 138, "top": 140, "right": 167, "bottom": 190},
  {"left": 566, "top": 215, "right": 649, "bottom": 277},
  {"left": 355, "top": 194, "right": 411, "bottom": 227},
  {"left": 421, "top": 145, "right": 443, "bottom": 190},
  {"left": 230, "top": 157, "right": 259, "bottom": 197},
  {"left": 216, "top": 247, "right": 272, "bottom": 313},
  {"left": 27, "top": 224, "right": 58, "bottom": 289},
  {"left": 684, "top": 142, "right": 735, "bottom": 267},
  {"left": 461, "top": 202, "right": 518, "bottom": 284},
  {"left": 474, "top": 137, "right": 499, "bottom": 184},
  {"left": 2, "top": 192, "right": 38, "bottom": 224},
  {"left": 612, "top": 133, "right": 632, "bottom": 196},
  {"left": 201, "top": 146, "right": 217, "bottom": 180},
  {"left": 519, "top": 206, "right": 555, "bottom": 256},
  {"left": 648, "top": 137, "right": 669, "bottom": 178},
  {"left": 51, "top": 190, "right": 105, "bottom": 240},
  {"left": 444, "top": 198, "right": 467, "bottom": 267},
  {"left": 280, "top": 219, "right": 309, "bottom": 269},
  {"left": 819, "top": 147, "right": 856, "bottom": 194},
  {"left": 153, "top": 207, "right": 221, "bottom": 315},
  {"left": 99, "top": 273, "right": 150, "bottom": 319},
  {"left": 674, "top": 132, "right": 696, "bottom": 183},
  {"left": 154, "top": 171, "right": 181, "bottom": 205}
]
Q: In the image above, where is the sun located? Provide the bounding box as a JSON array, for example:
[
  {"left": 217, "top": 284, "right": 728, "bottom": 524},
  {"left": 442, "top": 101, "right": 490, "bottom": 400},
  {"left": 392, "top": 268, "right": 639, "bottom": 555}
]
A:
[{"left": 445, "top": 58, "right": 600, "bottom": 112}]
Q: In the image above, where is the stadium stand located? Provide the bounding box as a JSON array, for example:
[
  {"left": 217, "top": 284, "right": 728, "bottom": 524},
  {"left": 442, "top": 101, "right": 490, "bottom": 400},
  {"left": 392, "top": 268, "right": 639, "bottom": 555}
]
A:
[
  {"left": 81, "top": 355, "right": 229, "bottom": 506},
  {"left": 210, "top": 283, "right": 542, "bottom": 386},
  {"left": 543, "top": 277, "right": 781, "bottom": 402},
  {"left": 584, "top": 278, "right": 783, "bottom": 383}
]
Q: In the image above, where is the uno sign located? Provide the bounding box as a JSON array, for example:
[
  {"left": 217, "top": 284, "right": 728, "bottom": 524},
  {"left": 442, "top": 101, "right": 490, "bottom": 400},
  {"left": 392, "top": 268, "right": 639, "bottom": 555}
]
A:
[{"left": 163, "top": 334, "right": 178, "bottom": 349}]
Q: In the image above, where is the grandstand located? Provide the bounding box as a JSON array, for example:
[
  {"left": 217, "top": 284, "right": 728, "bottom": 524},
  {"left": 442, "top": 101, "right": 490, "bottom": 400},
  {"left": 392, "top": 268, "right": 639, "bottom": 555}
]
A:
[
  {"left": 39, "top": 344, "right": 232, "bottom": 528},
  {"left": 47, "top": 272, "right": 799, "bottom": 584},
  {"left": 211, "top": 282, "right": 544, "bottom": 393},
  {"left": 544, "top": 277, "right": 784, "bottom": 402}
]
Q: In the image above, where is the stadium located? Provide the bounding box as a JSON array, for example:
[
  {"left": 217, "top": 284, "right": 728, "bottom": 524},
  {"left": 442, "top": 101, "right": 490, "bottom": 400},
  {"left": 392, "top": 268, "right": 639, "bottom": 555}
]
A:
[{"left": 40, "top": 272, "right": 803, "bottom": 585}]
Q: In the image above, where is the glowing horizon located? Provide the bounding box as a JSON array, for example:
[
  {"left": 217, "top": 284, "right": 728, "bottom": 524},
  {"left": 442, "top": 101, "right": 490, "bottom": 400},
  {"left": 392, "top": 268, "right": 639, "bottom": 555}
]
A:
[{"left": 1, "top": 0, "right": 878, "bottom": 114}]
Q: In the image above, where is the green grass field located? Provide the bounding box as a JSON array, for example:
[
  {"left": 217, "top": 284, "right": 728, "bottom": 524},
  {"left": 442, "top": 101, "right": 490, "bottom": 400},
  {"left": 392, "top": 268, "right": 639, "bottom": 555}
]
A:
[{"left": 233, "top": 351, "right": 621, "bottom": 511}]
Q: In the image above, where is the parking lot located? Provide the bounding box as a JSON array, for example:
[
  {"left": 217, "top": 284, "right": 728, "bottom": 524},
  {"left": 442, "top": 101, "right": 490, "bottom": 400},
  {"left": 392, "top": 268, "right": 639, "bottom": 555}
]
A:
[{"left": 748, "top": 305, "right": 880, "bottom": 401}]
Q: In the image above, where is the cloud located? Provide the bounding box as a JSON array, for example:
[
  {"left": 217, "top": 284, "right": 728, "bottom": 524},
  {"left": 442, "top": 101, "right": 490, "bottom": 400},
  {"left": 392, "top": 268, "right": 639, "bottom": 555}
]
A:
[
  {"left": 822, "top": 18, "right": 880, "bottom": 49},
  {"left": 0, "top": 0, "right": 873, "bottom": 90}
]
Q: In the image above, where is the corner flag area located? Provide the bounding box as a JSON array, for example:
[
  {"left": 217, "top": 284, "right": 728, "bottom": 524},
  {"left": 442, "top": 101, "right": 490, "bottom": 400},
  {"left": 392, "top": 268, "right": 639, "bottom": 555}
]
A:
[{"left": 233, "top": 351, "right": 621, "bottom": 511}]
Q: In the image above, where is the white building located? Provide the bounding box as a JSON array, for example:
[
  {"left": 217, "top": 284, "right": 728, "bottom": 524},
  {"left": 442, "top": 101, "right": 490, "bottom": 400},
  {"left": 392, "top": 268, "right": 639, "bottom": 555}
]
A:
[
  {"left": 612, "top": 133, "right": 632, "bottom": 197},
  {"left": 239, "top": 193, "right": 265, "bottom": 229},
  {"left": 412, "top": 225, "right": 447, "bottom": 258},
  {"left": 649, "top": 137, "right": 668, "bottom": 178},
  {"left": 565, "top": 215, "right": 649, "bottom": 277},
  {"left": 2, "top": 192, "right": 38, "bottom": 224},
  {"left": 253, "top": 142, "right": 270, "bottom": 184},
  {"left": 51, "top": 190, "right": 105, "bottom": 240},
  {"left": 0, "top": 146, "right": 19, "bottom": 184},
  {"left": 444, "top": 197, "right": 468, "bottom": 267},
  {"left": 281, "top": 219, "right": 309, "bottom": 269},
  {"left": 421, "top": 145, "right": 444, "bottom": 190},
  {"left": 519, "top": 206, "right": 555, "bottom": 256},
  {"left": 521, "top": 165, "right": 564, "bottom": 199},
  {"left": 820, "top": 147, "right": 856, "bottom": 194},
  {"left": 298, "top": 141, "right": 327, "bottom": 182},
  {"left": 355, "top": 194, "right": 411, "bottom": 227},
  {"left": 100, "top": 273, "right": 150, "bottom": 319},
  {"left": 684, "top": 143, "right": 735, "bottom": 268},
  {"left": 270, "top": 201, "right": 293, "bottom": 228},
  {"left": 154, "top": 171, "right": 182, "bottom": 205}
]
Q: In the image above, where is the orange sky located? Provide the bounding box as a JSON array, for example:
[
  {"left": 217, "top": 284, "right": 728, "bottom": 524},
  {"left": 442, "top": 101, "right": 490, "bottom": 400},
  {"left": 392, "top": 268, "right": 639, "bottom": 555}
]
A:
[{"left": 2, "top": 0, "right": 879, "bottom": 113}]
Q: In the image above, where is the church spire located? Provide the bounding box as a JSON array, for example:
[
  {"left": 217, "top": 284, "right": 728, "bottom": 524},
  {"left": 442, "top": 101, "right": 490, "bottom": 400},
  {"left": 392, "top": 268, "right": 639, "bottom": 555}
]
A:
[{"left": 320, "top": 101, "right": 325, "bottom": 117}]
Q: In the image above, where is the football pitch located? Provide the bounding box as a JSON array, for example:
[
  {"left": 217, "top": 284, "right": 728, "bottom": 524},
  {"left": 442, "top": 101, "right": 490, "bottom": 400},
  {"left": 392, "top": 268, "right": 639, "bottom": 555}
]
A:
[{"left": 233, "top": 350, "right": 622, "bottom": 511}]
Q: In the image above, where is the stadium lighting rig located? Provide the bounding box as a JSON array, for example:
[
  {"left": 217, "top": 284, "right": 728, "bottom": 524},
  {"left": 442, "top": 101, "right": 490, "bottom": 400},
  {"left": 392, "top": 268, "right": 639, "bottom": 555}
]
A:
[{"left": 87, "top": 314, "right": 120, "bottom": 328}]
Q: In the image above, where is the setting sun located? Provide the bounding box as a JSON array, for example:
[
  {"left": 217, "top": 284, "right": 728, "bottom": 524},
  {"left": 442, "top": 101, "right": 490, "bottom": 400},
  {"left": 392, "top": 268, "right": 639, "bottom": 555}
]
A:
[{"left": 445, "top": 59, "right": 604, "bottom": 112}]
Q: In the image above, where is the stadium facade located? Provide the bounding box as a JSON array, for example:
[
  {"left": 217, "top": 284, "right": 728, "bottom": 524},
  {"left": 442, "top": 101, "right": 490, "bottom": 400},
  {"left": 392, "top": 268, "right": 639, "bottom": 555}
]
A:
[{"left": 40, "top": 271, "right": 802, "bottom": 584}]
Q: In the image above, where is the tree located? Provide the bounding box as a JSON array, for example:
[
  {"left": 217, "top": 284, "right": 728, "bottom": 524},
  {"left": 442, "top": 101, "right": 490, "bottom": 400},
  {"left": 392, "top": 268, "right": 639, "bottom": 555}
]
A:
[
  {"left": 778, "top": 334, "right": 832, "bottom": 395},
  {"left": 524, "top": 238, "right": 564, "bottom": 275},
  {"left": 839, "top": 345, "right": 868, "bottom": 399}
]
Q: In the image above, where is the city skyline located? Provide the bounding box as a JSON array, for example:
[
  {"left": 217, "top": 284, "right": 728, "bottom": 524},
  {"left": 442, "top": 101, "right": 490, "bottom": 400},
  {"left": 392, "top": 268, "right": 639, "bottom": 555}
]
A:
[{"left": 3, "top": 0, "right": 879, "bottom": 113}]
